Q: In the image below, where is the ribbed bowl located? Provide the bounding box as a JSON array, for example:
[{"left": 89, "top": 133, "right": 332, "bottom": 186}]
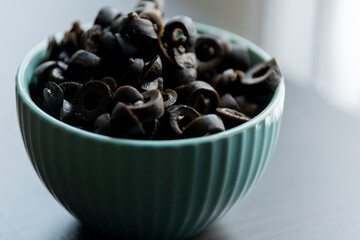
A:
[{"left": 16, "top": 23, "right": 285, "bottom": 240}]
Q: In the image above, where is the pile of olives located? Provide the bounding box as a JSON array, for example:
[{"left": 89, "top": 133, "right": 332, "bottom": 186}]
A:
[{"left": 31, "top": 0, "right": 282, "bottom": 140}]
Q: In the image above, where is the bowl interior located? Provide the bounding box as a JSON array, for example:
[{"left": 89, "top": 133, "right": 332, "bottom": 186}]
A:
[{"left": 16, "top": 22, "right": 285, "bottom": 146}]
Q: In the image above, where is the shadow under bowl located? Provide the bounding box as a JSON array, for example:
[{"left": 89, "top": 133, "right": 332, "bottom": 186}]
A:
[{"left": 16, "top": 22, "right": 285, "bottom": 240}]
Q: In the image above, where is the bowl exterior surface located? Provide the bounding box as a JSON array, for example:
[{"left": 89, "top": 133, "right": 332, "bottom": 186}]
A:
[{"left": 16, "top": 23, "right": 285, "bottom": 239}]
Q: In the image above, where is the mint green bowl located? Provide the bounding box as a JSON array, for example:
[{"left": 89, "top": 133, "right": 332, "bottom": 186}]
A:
[{"left": 16, "top": 23, "right": 285, "bottom": 240}]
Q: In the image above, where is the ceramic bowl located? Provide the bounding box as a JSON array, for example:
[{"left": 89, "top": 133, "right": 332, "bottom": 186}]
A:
[{"left": 16, "top": 22, "right": 285, "bottom": 239}]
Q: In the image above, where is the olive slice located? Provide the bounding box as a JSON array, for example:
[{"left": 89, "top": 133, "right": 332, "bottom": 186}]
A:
[
  {"left": 94, "top": 113, "right": 111, "bottom": 135},
  {"left": 134, "top": 1, "right": 162, "bottom": 17},
  {"left": 95, "top": 7, "right": 121, "bottom": 28},
  {"left": 211, "top": 69, "right": 243, "bottom": 94},
  {"left": 173, "top": 51, "right": 197, "bottom": 69},
  {"left": 219, "top": 93, "right": 241, "bottom": 111},
  {"left": 216, "top": 107, "right": 251, "bottom": 129},
  {"left": 80, "top": 25, "right": 103, "bottom": 54},
  {"left": 158, "top": 105, "right": 200, "bottom": 139},
  {"left": 167, "top": 67, "right": 197, "bottom": 86},
  {"left": 141, "top": 55, "right": 163, "bottom": 83},
  {"left": 59, "top": 81, "right": 82, "bottom": 102},
  {"left": 72, "top": 81, "right": 113, "bottom": 122},
  {"left": 135, "top": 0, "right": 164, "bottom": 14},
  {"left": 195, "top": 34, "right": 225, "bottom": 72},
  {"left": 139, "top": 11, "right": 163, "bottom": 35},
  {"left": 163, "top": 15, "right": 197, "bottom": 49},
  {"left": 181, "top": 114, "right": 225, "bottom": 138},
  {"left": 110, "top": 102, "right": 145, "bottom": 138},
  {"left": 61, "top": 21, "right": 83, "bottom": 56},
  {"left": 175, "top": 80, "right": 220, "bottom": 113},
  {"left": 121, "top": 58, "right": 145, "bottom": 84},
  {"left": 100, "top": 77, "right": 117, "bottom": 93},
  {"left": 128, "top": 89, "right": 164, "bottom": 123},
  {"left": 67, "top": 50, "right": 102, "bottom": 83},
  {"left": 241, "top": 58, "right": 282, "bottom": 95},
  {"left": 220, "top": 40, "right": 250, "bottom": 72},
  {"left": 34, "top": 61, "right": 66, "bottom": 89},
  {"left": 162, "top": 89, "right": 177, "bottom": 108},
  {"left": 43, "top": 82, "right": 64, "bottom": 119},
  {"left": 60, "top": 99, "right": 75, "bottom": 124},
  {"left": 113, "top": 85, "right": 144, "bottom": 105},
  {"left": 235, "top": 95, "right": 261, "bottom": 118},
  {"left": 118, "top": 12, "right": 158, "bottom": 43}
]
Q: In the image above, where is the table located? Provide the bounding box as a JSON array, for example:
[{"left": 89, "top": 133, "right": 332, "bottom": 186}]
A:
[{"left": 3, "top": 80, "right": 360, "bottom": 240}]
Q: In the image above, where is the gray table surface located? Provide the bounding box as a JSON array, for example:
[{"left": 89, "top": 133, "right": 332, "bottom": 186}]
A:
[{"left": 2, "top": 1, "right": 360, "bottom": 239}]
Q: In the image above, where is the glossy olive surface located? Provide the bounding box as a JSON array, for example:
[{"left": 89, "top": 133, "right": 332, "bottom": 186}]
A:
[{"left": 16, "top": 23, "right": 284, "bottom": 240}]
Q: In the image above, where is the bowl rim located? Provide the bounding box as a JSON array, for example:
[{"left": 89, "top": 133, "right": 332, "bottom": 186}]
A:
[{"left": 16, "top": 22, "right": 285, "bottom": 147}]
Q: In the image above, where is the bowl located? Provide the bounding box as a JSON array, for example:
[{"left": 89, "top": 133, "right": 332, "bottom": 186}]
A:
[{"left": 16, "top": 22, "right": 285, "bottom": 240}]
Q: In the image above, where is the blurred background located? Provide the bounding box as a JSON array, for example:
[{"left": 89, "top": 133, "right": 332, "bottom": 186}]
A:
[{"left": 2, "top": 0, "right": 360, "bottom": 239}]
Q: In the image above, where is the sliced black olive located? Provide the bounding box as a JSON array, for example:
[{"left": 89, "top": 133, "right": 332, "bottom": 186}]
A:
[
  {"left": 94, "top": 113, "right": 111, "bottom": 135},
  {"left": 60, "top": 99, "right": 75, "bottom": 124},
  {"left": 34, "top": 61, "right": 65, "bottom": 89},
  {"left": 120, "top": 58, "right": 145, "bottom": 85},
  {"left": 235, "top": 95, "right": 262, "bottom": 118},
  {"left": 67, "top": 50, "right": 102, "bottom": 83},
  {"left": 162, "top": 89, "right": 177, "bottom": 108},
  {"left": 195, "top": 34, "right": 225, "bottom": 73},
  {"left": 181, "top": 114, "right": 225, "bottom": 138},
  {"left": 166, "top": 67, "right": 197, "bottom": 87},
  {"left": 114, "top": 33, "right": 140, "bottom": 58},
  {"left": 45, "top": 36, "right": 62, "bottom": 61},
  {"left": 110, "top": 102, "right": 145, "bottom": 138},
  {"left": 142, "top": 119, "right": 160, "bottom": 140},
  {"left": 211, "top": 69, "right": 243, "bottom": 94},
  {"left": 118, "top": 12, "right": 158, "bottom": 43},
  {"left": 216, "top": 107, "right": 251, "bottom": 129},
  {"left": 61, "top": 21, "right": 84, "bottom": 56},
  {"left": 59, "top": 81, "right": 82, "bottom": 102},
  {"left": 43, "top": 82, "right": 64, "bottom": 119},
  {"left": 220, "top": 40, "right": 250, "bottom": 72},
  {"left": 241, "top": 58, "right": 282, "bottom": 95},
  {"left": 163, "top": 15, "right": 197, "bottom": 50},
  {"left": 72, "top": 81, "right": 113, "bottom": 122},
  {"left": 80, "top": 25, "right": 103, "bottom": 54},
  {"left": 157, "top": 105, "right": 200, "bottom": 139},
  {"left": 113, "top": 85, "right": 144, "bottom": 105},
  {"left": 220, "top": 93, "right": 241, "bottom": 111},
  {"left": 100, "top": 77, "right": 117, "bottom": 93},
  {"left": 141, "top": 77, "right": 163, "bottom": 91},
  {"left": 95, "top": 7, "right": 122, "bottom": 28},
  {"left": 141, "top": 55, "right": 162, "bottom": 83},
  {"left": 175, "top": 80, "right": 220, "bottom": 113},
  {"left": 98, "top": 32, "right": 123, "bottom": 63},
  {"left": 139, "top": 11, "right": 163, "bottom": 35},
  {"left": 128, "top": 89, "right": 164, "bottom": 123}
]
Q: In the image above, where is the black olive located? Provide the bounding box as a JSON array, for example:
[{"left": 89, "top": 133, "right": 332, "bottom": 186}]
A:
[
  {"left": 219, "top": 40, "right": 250, "bottom": 72},
  {"left": 241, "top": 58, "right": 282, "bottom": 95},
  {"left": 162, "top": 15, "right": 197, "bottom": 50},
  {"left": 60, "top": 99, "right": 75, "bottom": 124},
  {"left": 166, "top": 67, "right": 197, "bottom": 87},
  {"left": 61, "top": 21, "right": 84, "bottom": 57},
  {"left": 141, "top": 77, "right": 163, "bottom": 91},
  {"left": 67, "top": 50, "right": 102, "bottom": 83},
  {"left": 118, "top": 12, "right": 158, "bottom": 43},
  {"left": 139, "top": 11, "right": 163, "bottom": 35},
  {"left": 43, "top": 82, "right": 64, "bottom": 119},
  {"left": 80, "top": 25, "right": 103, "bottom": 54},
  {"left": 100, "top": 77, "right": 117, "bottom": 93},
  {"left": 110, "top": 102, "right": 145, "bottom": 138},
  {"left": 94, "top": 113, "right": 111, "bottom": 135},
  {"left": 72, "top": 80, "right": 113, "bottom": 122},
  {"left": 235, "top": 95, "right": 262, "bottom": 118},
  {"left": 128, "top": 89, "right": 164, "bottom": 123},
  {"left": 161, "top": 89, "right": 177, "bottom": 108},
  {"left": 175, "top": 80, "right": 220, "bottom": 113},
  {"left": 95, "top": 7, "right": 122, "bottom": 28},
  {"left": 157, "top": 104, "right": 200, "bottom": 139},
  {"left": 120, "top": 58, "right": 145, "bottom": 85},
  {"left": 219, "top": 93, "right": 241, "bottom": 111},
  {"left": 113, "top": 85, "right": 144, "bottom": 105},
  {"left": 59, "top": 81, "right": 82, "bottom": 102},
  {"left": 181, "top": 114, "right": 225, "bottom": 138},
  {"left": 215, "top": 107, "right": 251, "bottom": 129},
  {"left": 141, "top": 55, "right": 162, "bottom": 83},
  {"left": 195, "top": 34, "right": 225, "bottom": 73}
]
